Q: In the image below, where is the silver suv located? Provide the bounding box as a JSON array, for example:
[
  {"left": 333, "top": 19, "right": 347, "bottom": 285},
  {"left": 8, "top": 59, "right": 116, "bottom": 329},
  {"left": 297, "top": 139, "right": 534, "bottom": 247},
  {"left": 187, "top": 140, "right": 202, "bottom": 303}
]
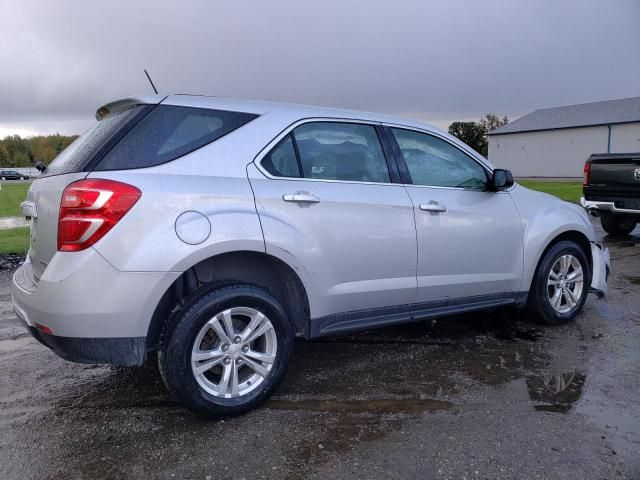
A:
[{"left": 12, "top": 94, "right": 610, "bottom": 416}]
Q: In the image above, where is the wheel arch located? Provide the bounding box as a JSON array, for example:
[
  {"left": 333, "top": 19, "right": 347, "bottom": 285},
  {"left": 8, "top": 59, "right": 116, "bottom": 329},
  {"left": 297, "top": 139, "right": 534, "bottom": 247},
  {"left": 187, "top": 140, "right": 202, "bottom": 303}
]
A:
[
  {"left": 524, "top": 229, "right": 592, "bottom": 293},
  {"left": 146, "top": 250, "right": 311, "bottom": 353}
]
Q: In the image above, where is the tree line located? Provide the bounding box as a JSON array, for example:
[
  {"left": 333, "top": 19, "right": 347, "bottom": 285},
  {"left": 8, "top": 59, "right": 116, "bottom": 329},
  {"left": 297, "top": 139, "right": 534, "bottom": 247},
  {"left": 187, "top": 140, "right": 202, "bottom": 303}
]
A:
[
  {"left": 0, "top": 134, "right": 78, "bottom": 168},
  {"left": 448, "top": 113, "right": 509, "bottom": 157}
]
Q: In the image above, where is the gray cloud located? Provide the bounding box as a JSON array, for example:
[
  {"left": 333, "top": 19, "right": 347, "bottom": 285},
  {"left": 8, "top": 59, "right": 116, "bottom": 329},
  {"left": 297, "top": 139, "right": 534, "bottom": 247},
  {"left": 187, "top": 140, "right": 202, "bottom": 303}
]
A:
[{"left": 1, "top": 0, "right": 639, "bottom": 135}]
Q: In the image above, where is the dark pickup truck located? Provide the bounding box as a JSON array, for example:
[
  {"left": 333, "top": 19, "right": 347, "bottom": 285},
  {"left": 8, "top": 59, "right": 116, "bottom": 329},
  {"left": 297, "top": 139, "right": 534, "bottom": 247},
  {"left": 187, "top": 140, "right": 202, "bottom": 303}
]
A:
[{"left": 581, "top": 153, "right": 640, "bottom": 236}]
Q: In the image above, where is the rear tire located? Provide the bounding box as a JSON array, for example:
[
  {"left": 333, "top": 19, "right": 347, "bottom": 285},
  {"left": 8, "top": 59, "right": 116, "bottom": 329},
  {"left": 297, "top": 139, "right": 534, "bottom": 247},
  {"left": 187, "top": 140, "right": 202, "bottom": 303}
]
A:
[
  {"left": 159, "top": 284, "right": 294, "bottom": 417},
  {"left": 526, "top": 240, "right": 590, "bottom": 325},
  {"left": 600, "top": 213, "right": 637, "bottom": 236}
]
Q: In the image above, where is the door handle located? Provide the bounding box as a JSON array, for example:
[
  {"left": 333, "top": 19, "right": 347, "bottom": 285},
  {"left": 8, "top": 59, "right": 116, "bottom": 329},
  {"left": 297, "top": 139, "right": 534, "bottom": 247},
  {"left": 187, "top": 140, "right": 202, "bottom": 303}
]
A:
[
  {"left": 283, "top": 192, "right": 321, "bottom": 204},
  {"left": 20, "top": 201, "right": 37, "bottom": 219},
  {"left": 419, "top": 202, "right": 447, "bottom": 213}
]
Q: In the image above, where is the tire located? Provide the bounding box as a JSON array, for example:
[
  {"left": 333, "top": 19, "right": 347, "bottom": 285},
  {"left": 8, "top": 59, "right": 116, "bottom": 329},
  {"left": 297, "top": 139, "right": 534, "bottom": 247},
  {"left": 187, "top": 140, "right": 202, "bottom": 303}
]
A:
[
  {"left": 600, "top": 213, "right": 637, "bottom": 236},
  {"left": 526, "top": 240, "right": 590, "bottom": 325},
  {"left": 159, "top": 284, "right": 294, "bottom": 417},
  {"left": 20, "top": 177, "right": 25, "bottom": 180},
  {"left": 1, "top": 177, "right": 5, "bottom": 181}
]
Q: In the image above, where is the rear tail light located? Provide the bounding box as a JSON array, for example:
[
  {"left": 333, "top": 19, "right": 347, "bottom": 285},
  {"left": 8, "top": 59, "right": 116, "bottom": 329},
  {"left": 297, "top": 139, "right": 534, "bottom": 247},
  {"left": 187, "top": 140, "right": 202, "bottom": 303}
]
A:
[
  {"left": 58, "top": 179, "right": 141, "bottom": 252},
  {"left": 35, "top": 323, "right": 53, "bottom": 335},
  {"left": 583, "top": 161, "right": 591, "bottom": 186}
]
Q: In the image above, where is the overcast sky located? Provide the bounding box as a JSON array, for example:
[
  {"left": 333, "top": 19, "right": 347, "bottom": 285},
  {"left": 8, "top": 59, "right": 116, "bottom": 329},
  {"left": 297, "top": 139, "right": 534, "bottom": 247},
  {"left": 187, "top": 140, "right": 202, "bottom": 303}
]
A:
[{"left": 1, "top": 0, "right": 639, "bottom": 137}]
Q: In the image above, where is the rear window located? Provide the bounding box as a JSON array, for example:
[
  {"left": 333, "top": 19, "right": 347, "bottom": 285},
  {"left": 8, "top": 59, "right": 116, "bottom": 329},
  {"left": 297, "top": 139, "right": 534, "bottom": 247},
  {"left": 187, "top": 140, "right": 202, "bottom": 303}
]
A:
[
  {"left": 43, "top": 106, "right": 141, "bottom": 177},
  {"left": 94, "top": 105, "right": 257, "bottom": 171}
]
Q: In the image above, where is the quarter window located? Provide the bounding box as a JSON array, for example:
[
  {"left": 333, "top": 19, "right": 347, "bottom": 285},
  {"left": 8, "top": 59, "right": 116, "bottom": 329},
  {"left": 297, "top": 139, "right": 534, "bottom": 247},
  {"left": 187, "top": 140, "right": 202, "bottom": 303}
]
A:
[
  {"left": 261, "top": 122, "right": 391, "bottom": 183},
  {"left": 391, "top": 128, "right": 488, "bottom": 189},
  {"left": 95, "top": 106, "right": 257, "bottom": 171},
  {"left": 261, "top": 134, "right": 300, "bottom": 178}
]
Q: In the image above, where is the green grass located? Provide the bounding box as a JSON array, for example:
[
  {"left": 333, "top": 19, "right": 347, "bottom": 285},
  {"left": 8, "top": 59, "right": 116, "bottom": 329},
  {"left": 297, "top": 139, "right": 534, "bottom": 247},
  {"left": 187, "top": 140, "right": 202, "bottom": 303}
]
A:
[
  {"left": 517, "top": 180, "right": 582, "bottom": 203},
  {"left": 0, "top": 227, "right": 29, "bottom": 255},
  {"left": 0, "top": 182, "right": 30, "bottom": 217}
]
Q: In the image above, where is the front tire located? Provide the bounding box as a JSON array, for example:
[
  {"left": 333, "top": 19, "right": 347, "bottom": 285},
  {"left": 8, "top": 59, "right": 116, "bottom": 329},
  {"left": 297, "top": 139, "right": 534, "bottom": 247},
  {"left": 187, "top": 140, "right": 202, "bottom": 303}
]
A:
[
  {"left": 527, "top": 241, "right": 590, "bottom": 325},
  {"left": 600, "top": 213, "right": 637, "bottom": 236},
  {"left": 159, "top": 284, "right": 294, "bottom": 417}
]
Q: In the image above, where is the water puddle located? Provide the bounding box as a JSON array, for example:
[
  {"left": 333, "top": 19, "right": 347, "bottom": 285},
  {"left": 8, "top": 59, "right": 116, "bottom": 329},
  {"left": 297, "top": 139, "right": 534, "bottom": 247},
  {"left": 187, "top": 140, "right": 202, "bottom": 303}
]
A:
[
  {"left": 527, "top": 371, "right": 586, "bottom": 413},
  {"left": 267, "top": 398, "right": 453, "bottom": 414},
  {"left": 0, "top": 335, "right": 34, "bottom": 353},
  {"left": 0, "top": 217, "right": 29, "bottom": 230},
  {"left": 624, "top": 275, "right": 640, "bottom": 285}
]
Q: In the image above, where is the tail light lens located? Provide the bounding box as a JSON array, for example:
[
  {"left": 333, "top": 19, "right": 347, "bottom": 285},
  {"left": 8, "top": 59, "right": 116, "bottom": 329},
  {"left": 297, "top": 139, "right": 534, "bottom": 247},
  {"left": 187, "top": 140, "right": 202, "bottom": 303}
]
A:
[
  {"left": 58, "top": 179, "right": 141, "bottom": 252},
  {"left": 583, "top": 161, "right": 591, "bottom": 186}
]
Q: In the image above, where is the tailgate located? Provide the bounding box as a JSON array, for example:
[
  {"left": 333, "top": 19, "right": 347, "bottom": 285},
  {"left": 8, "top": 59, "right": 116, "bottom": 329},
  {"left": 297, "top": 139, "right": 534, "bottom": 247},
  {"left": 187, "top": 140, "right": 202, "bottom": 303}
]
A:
[
  {"left": 588, "top": 155, "right": 640, "bottom": 195},
  {"left": 24, "top": 173, "right": 87, "bottom": 281}
]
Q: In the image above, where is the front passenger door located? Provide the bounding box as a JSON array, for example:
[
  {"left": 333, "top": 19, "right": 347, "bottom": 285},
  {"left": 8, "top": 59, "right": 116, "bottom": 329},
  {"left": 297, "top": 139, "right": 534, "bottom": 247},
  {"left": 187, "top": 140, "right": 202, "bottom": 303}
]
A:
[{"left": 387, "top": 126, "right": 524, "bottom": 306}]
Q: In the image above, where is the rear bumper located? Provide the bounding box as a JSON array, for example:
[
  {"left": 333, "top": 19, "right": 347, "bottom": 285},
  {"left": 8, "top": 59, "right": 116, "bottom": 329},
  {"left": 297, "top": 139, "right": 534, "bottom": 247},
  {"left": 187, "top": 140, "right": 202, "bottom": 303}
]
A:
[
  {"left": 11, "top": 249, "right": 180, "bottom": 365},
  {"left": 581, "top": 197, "right": 640, "bottom": 215},
  {"left": 27, "top": 326, "right": 145, "bottom": 366}
]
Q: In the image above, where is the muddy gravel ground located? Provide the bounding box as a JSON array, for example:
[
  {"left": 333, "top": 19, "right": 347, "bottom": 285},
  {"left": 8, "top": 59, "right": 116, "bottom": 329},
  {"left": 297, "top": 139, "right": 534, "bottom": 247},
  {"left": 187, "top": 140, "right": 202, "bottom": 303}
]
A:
[{"left": 1, "top": 221, "right": 639, "bottom": 479}]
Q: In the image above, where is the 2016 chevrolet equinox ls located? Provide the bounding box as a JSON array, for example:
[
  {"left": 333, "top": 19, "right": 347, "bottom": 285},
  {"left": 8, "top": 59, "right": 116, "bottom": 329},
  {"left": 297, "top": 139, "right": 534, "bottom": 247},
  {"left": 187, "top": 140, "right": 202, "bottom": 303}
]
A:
[{"left": 12, "top": 94, "right": 610, "bottom": 416}]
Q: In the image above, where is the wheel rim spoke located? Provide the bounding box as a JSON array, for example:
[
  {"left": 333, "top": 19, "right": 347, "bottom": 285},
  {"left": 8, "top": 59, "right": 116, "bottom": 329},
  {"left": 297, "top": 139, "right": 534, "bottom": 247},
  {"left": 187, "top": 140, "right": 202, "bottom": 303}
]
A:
[
  {"left": 566, "top": 267, "right": 583, "bottom": 282},
  {"left": 230, "top": 362, "right": 239, "bottom": 397},
  {"left": 243, "top": 357, "right": 269, "bottom": 377},
  {"left": 218, "top": 363, "right": 232, "bottom": 395},
  {"left": 550, "top": 288, "right": 563, "bottom": 309},
  {"left": 220, "top": 309, "right": 235, "bottom": 339},
  {"left": 243, "top": 349, "right": 276, "bottom": 364},
  {"left": 245, "top": 320, "right": 273, "bottom": 345},
  {"left": 208, "top": 317, "right": 230, "bottom": 345},
  {"left": 565, "top": 287, "right": 578, "bottom": 306},
  {"left": 241, "top": 311, "right": 265, "bottom": 341},
  {"left": 194, "top": 355, "right": 225, "bottom": 375}
]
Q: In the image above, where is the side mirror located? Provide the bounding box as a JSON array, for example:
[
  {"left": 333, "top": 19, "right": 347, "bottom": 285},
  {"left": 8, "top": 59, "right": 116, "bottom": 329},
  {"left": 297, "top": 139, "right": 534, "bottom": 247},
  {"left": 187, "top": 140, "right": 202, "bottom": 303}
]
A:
[{"left": 490, "top": 169, "right": 514, "bottom": 191}]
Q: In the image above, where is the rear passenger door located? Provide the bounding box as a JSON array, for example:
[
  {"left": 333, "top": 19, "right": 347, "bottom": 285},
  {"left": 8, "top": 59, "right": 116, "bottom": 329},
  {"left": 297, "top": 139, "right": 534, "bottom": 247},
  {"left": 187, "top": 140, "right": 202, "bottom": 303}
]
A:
[{"left": 247, "top": 120, "right": 417, "bottom": 334}]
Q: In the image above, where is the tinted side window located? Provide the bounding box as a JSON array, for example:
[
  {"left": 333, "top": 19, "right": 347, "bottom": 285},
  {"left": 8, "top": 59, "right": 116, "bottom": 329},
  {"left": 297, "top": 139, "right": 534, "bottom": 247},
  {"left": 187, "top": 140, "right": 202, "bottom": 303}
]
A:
[
  {"left": 292, "top": 122, "right": 390, "bottom": 183},
  {"left": 95, "top": 106, "right": 257, "bottom": 171},
  {"left": 261, "top": 134, "right": 300, "bottom": 178},
  {"left": 391, "top": 128, "right": 487, "bottom": 189}
]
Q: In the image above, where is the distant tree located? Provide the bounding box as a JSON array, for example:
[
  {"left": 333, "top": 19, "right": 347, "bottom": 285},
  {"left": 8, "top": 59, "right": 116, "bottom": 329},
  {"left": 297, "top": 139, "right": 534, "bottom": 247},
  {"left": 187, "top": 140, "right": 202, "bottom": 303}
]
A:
[
  {"left": 0, "top": 144, "right": 9, "bottom": 165},
  {"left": 480, "top": 113, "right": 509, "bottom": 134},
  {"left": 448, "top": 121, "right": 487, "bottom": 154},
  {"left": 448, "top": 114, "right": 510, "bottom": 157},
  {"left": 0, "top": 134, "right": 77, "bottom": 167}
]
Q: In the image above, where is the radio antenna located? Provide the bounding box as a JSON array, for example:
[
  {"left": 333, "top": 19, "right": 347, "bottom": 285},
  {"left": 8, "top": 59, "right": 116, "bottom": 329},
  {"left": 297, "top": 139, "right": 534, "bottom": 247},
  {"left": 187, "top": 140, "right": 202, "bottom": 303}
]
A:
[{"left": 144, "top": 69, "right": 159, "bottom": 94}]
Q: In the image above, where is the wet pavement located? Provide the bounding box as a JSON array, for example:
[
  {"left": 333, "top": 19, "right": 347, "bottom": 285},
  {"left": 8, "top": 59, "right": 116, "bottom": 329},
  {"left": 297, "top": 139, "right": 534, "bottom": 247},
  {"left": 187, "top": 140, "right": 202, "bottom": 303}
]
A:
[{"left": 1, "top": 220, "right": 639, "bottom": 479}]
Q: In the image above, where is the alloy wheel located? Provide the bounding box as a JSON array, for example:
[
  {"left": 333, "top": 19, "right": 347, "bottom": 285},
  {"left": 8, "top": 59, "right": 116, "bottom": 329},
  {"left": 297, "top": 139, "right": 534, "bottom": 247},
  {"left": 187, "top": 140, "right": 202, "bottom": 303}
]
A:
[
  {"left": 191, "top": 306, "right": 277, "bottom": 398},
  {"left": 547, "top": 254, "right": 584, "bottom": 313}
]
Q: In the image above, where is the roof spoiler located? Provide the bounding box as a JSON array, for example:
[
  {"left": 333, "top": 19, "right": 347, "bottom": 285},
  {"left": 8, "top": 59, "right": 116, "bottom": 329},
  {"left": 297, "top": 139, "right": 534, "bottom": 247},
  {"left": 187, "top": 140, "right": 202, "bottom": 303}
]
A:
[{"left": 95, "top": 94, "right": 165, "bottom": 120}]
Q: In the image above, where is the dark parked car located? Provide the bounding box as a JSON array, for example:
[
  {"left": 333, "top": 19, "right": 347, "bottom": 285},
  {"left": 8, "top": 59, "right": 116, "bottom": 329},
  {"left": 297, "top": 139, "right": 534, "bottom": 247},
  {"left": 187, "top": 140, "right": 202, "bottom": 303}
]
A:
[
  {"left": 581, "top": 153, "right": 640, "bottom": 236},
  {"left": 0, "top": 170, "right": 29, "bottom": 180}
]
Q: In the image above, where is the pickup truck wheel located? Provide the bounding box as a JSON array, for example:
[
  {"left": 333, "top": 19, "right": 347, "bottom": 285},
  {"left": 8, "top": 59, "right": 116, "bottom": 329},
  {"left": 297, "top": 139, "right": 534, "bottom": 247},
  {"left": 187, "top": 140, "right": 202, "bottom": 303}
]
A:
[
  {"left": 527, "top": 240, "right": 590, "bottom": 325},
  {"left": 600, "top": 213, "right": 637, "bottom": 236},
  {"left": 158, "top": 284, "right": 294, "bottom": 417}
]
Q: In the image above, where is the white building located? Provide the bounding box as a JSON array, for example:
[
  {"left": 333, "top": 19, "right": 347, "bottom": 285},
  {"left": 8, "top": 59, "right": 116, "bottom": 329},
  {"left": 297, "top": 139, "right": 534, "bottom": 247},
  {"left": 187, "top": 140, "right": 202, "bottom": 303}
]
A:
[{"left": 488, "top": 97, "right": 640, "bottom": 177}]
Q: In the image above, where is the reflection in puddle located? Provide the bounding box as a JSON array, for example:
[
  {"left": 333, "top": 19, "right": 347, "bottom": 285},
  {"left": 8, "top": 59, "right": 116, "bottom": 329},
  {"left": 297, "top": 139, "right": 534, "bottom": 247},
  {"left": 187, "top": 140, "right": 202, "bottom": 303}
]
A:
[
  {"left": 267, "top": 398, "right": 453, "bottom": 414},
  {"left": 527, "top": 371, "right": 586, "bottom": 413}
]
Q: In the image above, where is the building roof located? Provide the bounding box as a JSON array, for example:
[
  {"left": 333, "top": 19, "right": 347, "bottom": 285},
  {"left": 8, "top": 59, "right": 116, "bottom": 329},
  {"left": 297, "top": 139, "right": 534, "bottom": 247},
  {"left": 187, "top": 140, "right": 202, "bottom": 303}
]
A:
[{"left": 490, "top": 96, "right": 640, "bottom": 135}]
